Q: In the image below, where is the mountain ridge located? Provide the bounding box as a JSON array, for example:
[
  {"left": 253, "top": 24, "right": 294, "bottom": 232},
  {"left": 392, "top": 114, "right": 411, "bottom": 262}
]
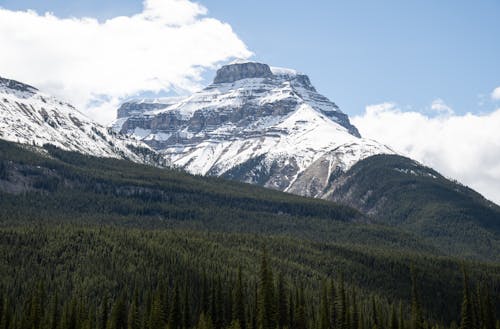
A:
[{"left": 0, "top": 74, "right": 162, "bottom": 166}]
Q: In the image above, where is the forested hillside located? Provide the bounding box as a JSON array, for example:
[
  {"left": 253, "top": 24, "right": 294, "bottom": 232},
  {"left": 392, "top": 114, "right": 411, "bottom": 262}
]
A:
[{"left": 0, "top": 140, "right": 499, "bottom": 329}]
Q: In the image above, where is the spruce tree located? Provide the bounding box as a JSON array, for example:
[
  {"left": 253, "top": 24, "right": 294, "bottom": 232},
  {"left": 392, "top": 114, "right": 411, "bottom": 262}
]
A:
[
  {"left": 319, "top": 281, "right": 330, "bottom": 329},
  {"left": 399, "top": 302, "right": 405, "bottom": 329},
  {"left": 294, "top": 285, "right": 306, "bottom": 329},
  {"left": 109, "top": 294, "right": 128, "bottom": 329},
  {"left": 277, "top": 273, "right": 288, "bottom": 329},
  {"left": 233, "top": 267, "right": 246, "bottom": 329},
  {"left": 168, "top": 283, "right": 182, "bottom": 329},
  {"left": 258, "top": 247, "right": 276, "bottom": 329},
  {"left": 128, "top": 290, "right": 140, "bottom": 329},
  {"left": 459, "top": 268, "right": 473, "bottom": 329},
  {"left": 183, "top": 284, "right": 191, "bottom": 329},
  {"left": 149, "top": 292, "right": 165, "bottom": 329},
  {"left": 351, "top": 288, "right": 359, "bottom": 329},
  {"left": 389, "top": 304, "right": 398, "bottom": 329},
  {"left": 411, "top": 267, "right": 423, "bottom": 329},
  {"left": 336, "top": 274, "right": 347, "bottom": 329}
]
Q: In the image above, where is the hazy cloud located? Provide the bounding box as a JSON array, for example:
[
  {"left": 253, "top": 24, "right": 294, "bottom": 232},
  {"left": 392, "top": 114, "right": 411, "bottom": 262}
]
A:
[
  {"left": 430, "top": 98, "right": 454, "bottom": 115},
  {"left": 492, "top": 87, "right": 500, "bottom": 101},
  {"left": 353, "top": 102, "right": 500, "bottom": 204},
  {"left": 0, "top": 0, "right": 252, "bottom": 123}
]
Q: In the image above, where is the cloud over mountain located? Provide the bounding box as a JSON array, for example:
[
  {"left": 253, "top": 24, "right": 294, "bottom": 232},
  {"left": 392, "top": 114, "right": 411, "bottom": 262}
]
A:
[
  {"left": 0, "top": 0, "right": 252, "bottom": 123},
  {"left": 353, "top": 103, "right": 500, "bottom": 204}
]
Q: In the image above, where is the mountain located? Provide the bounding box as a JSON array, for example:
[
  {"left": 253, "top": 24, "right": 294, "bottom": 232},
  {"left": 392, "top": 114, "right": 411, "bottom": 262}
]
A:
[
  {"left": 114, "top": 62, "right": 394, "bottom": 197},
  {"left": 114, "top": 62, "right": 500, "bottom": 253},
  {"left": 1, "top": 138, "right": 500, "bottom": 326},
  {"left": 0, "top": 76, "right": 160, "bottom": 165}
]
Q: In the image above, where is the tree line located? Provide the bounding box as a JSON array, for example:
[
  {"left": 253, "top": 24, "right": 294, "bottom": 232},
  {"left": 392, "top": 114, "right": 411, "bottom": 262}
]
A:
[{"left": 0, "top": 248, "right": 498, "bottom": 329}]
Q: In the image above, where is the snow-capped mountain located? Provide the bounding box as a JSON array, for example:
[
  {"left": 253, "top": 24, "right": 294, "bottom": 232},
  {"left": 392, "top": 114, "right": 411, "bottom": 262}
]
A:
[
  {"left": 114, "top": 62, "right": 394, "bottom": 198},
  {"left": 0, "top": 76, "right": 159, "bottom": 164}
]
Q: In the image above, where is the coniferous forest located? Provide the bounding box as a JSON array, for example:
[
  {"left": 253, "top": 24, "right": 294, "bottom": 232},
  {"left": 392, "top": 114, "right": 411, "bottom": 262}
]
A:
[{"left": 0, "top": 140, "right": 499, "bottom": 329}]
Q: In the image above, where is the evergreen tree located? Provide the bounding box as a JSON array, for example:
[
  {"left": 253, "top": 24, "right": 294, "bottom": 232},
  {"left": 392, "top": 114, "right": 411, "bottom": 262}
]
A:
[
  {"left": 0, "top": 296, "right": 12, "bottom": 329},
  {"left": 233, "top": 267, "right": 246, "bottom": 329},
  {"left": 277, "top": 273, "right": 288, "bottom": 329},
  {"left": 411, "top": 267, "right": 423, "bottom": 329},
  {"left": 351, "top": 288, "right": 359, "bottom": 329},
  {"left": 258, "top": 247, "right": 276, "bottom": 329},
  {"left": 319, "top": 282, "right": 330, "bottom": 329},
  {"left": 149, "top": 292, "right": 165, "bottom": 329},
  {"left": 336, "top": 274, "right": 347, "bottom": 329},
  {"left": 109, "top": 294, "right": 128, "bottom": 329},
  {"left": 294, "top": 286, "right": 306, "bottom": 329},
  {"left": 183, "top": 284, "right": 191, "bottom": 329},
  {"left": 100, "top": 295, "right": 110, "bottom": 329},
  {"left": 196, "top": 313, "right": 214, "bottom": 329},
  {"left": 459, "top": 269, "right": 473, "bottom": 329},
  {"left": 480, "top": 286, "right": 495, "bottom": 329},
  {"left": 168, "top": 283, "right": 182, "bottom": 329},
  {"left": 128, "top": 290, "right": 140, "bottom": 329},
  {"left": 399, "top": 302, "right": 405, "bottom": 329},
  {"left": 389, "top": 304, "right": 398, "bottom": 329},
  {"left": 47, "top": 293, "right": 59, "bottom": 329}
]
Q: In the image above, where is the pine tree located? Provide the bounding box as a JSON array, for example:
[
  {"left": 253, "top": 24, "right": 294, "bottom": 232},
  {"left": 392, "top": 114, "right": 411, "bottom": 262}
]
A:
[
  {"left": 351, "top": 288, "right": 359, "bottom": 329},
  {"left": 0, "top": 296, "right": 12, "bottom": 329},
  {"left": 399, "top": 302, "right": 405, "bottom": 329},
  {"left": 258, "top": 247, "right": 276, "bottom": 329},
  {"left": 183, "top": 284, "right": 191, "bottom": 329},
  {"left": 196, "top": 313, "right": 214, "bottom": 329},
  {"left": 336, "top": 274, "right": 347, "bottom": 329},
  {"left": 128, "top": 290, "right": 140, "bottom": 329},
  {"left": 109, "top": 294, "right": 128, "bottom": 329},
  {"left": 481, "top": 286, "right": 495, "bottom": 329},
  {"left": 47, "top": 293, "right": 59, "bottom": 329},
  {"left": 100, "top": 295, "right": 110, "bottom": 329},
  {"left": 319, "top": 281, "right": 330, "bottom": 329},
  {"left": 329, "top": 278, "right": 336, "bottom": 329},
  {"left": 29, "top": 281, "right": 44, "bottom": 329},
  {"left": 459, "top": 268, "right": 473, "bottom": 329},
  {"left": 233, "top": 267, "right": 246, "bottom": 329},
  {"left": 229, "top": 319, "right": 243, "bottom": 329},
  {"left": 371, "top": 296, "right": 378, "bottom": 329},
  {"left": 411, "top": 267, "right": 423, "bottom": 329},
  {"left": 201, "top": 272, "right": 209, "bottom": 315},
  {"left": 294, "top": 285, "right": 306, "bottom": 329},
  {"left": 277, "top": 273, "right": 288, "bottom": 329},
  {"left": 168, "top": 283, "right": 182, "bottom": 329},
  {"left": 149, "top": 292, "right": 165, "bottom": 329},
  {"left": 215, "top": 277, "right": 224, "bottom": 329},
  {"left": 389, "top": 304, "right": 398, "bottom": 329}
]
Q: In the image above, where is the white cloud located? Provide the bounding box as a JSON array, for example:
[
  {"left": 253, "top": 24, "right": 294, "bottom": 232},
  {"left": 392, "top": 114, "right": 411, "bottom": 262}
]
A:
[
  {"left": 0, "top": 0, "right": 252, "bottom": 123},
  {"left": 353, "top": 103, "right": 500, "bottom": 205},
  {"left": 492, "top": 87, "right": 500, "bottom": 101},
  {"left": 430, "top": 98, "right": 454, "bottom": 115}
]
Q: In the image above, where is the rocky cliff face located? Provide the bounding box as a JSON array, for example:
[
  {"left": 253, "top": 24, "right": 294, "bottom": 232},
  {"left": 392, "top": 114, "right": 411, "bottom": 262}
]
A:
[
  {"left": 113, "top": 62, "right": 393, "bottom": 197},
  {"left": 0, "top": 76, "right": 161, "bottom": 165}
]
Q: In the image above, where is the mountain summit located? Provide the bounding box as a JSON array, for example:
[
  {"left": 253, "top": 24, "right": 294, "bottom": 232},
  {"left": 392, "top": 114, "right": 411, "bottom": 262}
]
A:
[{"left": 114, "top": 62, "right": 393, "bottom": 197}]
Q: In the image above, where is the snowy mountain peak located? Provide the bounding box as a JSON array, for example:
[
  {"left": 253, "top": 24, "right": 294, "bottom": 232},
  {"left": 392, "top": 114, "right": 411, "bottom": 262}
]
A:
[
  {"left": 113, "top": 62, "right": 394, "bottom": 198},
  {"left": 213, "top": 62, "right": 273, "bottom": 83},
  {"left": 0, "top": 75, "right": 161, "bottom": 165}
]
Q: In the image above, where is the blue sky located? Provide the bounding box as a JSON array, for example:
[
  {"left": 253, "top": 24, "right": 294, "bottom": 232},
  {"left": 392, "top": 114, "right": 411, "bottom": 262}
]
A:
[{"left": 1, "top": 0, "right": 499, "bottom": 116}]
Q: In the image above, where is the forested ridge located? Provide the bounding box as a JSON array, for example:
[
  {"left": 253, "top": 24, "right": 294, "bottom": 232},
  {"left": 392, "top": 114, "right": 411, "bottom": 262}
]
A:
[{"left": 0, "top": 140, "right": 499, "bottom": 329}]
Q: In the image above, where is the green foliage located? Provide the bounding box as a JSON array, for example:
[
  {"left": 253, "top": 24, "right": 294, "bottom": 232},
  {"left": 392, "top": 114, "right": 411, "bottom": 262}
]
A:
[{"left": 333, "top": 154, "right": 500, "bottom": 261}]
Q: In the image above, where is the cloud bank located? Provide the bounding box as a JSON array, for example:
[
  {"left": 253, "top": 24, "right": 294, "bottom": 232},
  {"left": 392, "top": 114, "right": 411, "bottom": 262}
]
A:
[
  {"left": 0, "top": 0, "right": 252, "bottom": 123},
  {"left": 353, "top": 103, "right": 500, "bottom": 204}
]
